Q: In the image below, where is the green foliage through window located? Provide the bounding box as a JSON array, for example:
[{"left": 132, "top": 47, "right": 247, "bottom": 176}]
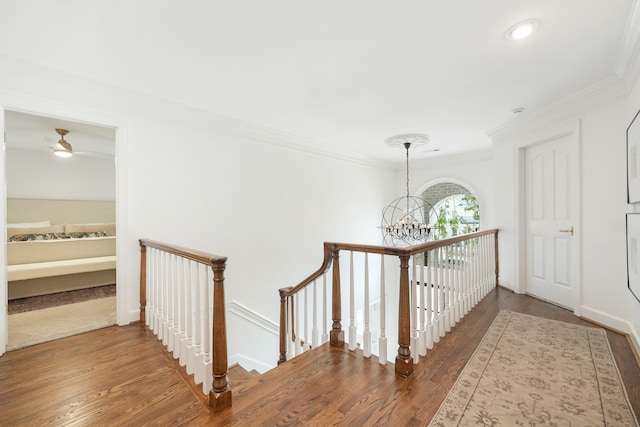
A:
[{"left": 429, "top": 194, "right": 479, "bottom": 240}]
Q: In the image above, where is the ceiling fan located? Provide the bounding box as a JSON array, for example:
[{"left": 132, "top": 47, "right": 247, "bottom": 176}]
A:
[
  {"left": 47, "top": 128, "right": 113, "bottom": 159},
  {"left": 53, "top": 128, "right": 73, "bottom": 157}
]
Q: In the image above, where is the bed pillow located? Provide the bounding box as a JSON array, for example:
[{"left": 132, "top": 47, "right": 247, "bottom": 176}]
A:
[
  {"left": 66, "top": 231, "right": 110, "bottom": 239},
  {"left": 7, "top": 232, "right": 68, "bottom": 242},
  {"left": 7, "top": 220, "right": 51, "bottom": 228},
  {"left": 7, "top": 224, "right": 66, "bottom": 242},
  {"left": 65, "top": 223, "right": 115, "bottom": 237},
  {"left": 7, "top": 224, "right": 65, "bottom": 239}
]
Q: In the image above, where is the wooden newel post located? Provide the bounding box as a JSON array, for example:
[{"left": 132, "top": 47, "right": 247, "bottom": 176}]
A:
[
  {"left": 278, "top": 288, "right": 291, "bottom": 365},
  {"left": 139, "top": 241, "right": 147, "bottom": 327},
  {"left": 209, "top": 259, "right": 232, "bottom": 413},
  {"left": 396, "top": 253, "right": 414, "bottom": 377},
  {"left": 330, "top": 247, "right": 344, "bottom": 346}
]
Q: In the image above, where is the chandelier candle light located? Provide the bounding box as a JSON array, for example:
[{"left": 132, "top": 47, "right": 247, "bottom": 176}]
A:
[{"left": 381, "top": 134, "right": 433, "bottom": 247}]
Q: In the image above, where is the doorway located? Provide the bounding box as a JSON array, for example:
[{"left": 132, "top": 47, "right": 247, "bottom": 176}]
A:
[
  {"left": 4, "top": 110, "right": 117, "bottom": 350},
  {"left": 519, "top": 122, "right": 581, "bottom": 312}
]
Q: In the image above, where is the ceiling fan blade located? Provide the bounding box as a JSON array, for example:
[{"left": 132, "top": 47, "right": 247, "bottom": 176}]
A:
[{"left": 74, "top": 151, "right": 114, "bottom": 159}]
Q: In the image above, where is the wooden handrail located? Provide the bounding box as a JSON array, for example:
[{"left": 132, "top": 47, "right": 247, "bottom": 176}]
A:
[
  {"left": 278, "top": 229, "right": 499, "bottom": 376},
  {"left": 279, "top": 229, "right": 499, "bottom": 299},
  {"left": 139, "top": 239, "right": 231, "bottom": 413}
]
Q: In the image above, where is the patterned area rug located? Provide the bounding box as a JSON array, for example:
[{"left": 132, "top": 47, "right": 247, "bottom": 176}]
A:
[{"left": 429, "top": 310, "right": 638, "bottom": 427}]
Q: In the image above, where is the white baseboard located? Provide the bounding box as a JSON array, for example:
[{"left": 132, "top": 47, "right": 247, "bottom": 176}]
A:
[
  {"left": 125, "top": 308, "right": 139, "bottom": 326},
  {"left": 580, "top": 306, "right": 640, "bottom": 357},
  {"left": 580, "top": 305, "right": 632, "bottom": 333},
  {"left": 229, "top": 353, "right": 275, "bottom": 374}
]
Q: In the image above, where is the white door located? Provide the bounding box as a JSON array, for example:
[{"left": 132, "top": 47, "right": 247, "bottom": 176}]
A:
[{"left": 525, "top": 134, "right": 578, "bottom": 310}]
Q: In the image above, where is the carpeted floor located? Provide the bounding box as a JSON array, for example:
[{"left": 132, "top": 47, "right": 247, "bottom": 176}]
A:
[
  {"left": 7, "top": 285, "right": 117, "bottom": 351},
  {"left": 8, "top": 284, "right": 116, "bottom": 314},
  {"left": 429, "top": 310, "right": 639, "bottom": 427}
]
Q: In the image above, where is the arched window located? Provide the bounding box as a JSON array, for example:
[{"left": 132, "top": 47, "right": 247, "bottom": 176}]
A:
[{"left": 421, "top": 183, "right": 480, "bottom": 240}]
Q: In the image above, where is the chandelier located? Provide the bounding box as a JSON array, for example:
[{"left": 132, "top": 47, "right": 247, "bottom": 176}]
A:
[{"left": 381, "top": 134, "right": 433, "bottom": 247}]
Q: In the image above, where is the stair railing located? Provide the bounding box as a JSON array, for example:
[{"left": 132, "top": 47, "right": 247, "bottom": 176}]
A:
[
  {"left": 278, "top": 229, "right": 498, "bottom": 377},
  {"left": 139, "top": 239, "right": 231, "bottom": 412}
]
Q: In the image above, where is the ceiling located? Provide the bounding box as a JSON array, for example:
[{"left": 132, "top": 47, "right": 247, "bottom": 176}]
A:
[
  {"left": 0, "top": 1, "right": 637, "bottom": 162},
  {"left": 4, "top": 110, "right": 115, "bottom": 158}
]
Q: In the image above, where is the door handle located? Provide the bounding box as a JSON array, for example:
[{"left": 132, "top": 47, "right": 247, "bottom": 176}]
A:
[{"left": 559, "top": 226, "right": 574, "bottom": 236}]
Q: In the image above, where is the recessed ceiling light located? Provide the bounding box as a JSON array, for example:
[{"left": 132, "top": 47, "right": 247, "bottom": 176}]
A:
[{"left": 506, "top": 19, "right": 537, "bottom": 40}]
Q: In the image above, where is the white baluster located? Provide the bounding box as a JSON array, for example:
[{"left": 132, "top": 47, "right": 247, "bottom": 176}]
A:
[
  {"left": 473, "top": 237, "right": 480, "bottom": 306},
  {"left": 180, "top": 258, "right": 191, "bottom": 368},
  {"left": 363, "top": 253, "right": 371, "bottom": 357},
  {"left": 294, "top": 292, "right": 302, "bottom": 356},
  {"left": 154, "top": 248, "right": 162, "bottom": 334},
  {"left": 167, "top": 254, "right": 176, "bottom": 353},
  {"left": 444, "top": 245, "right": 451, "bottom": 334},
  {"left": 419, "top": 254, "right": 426, "bottom": 357},
  {"left": 451, "top": 243, "right": 462, "bottom": 328},
  {"left": 303, "top": 286, "right": 310, "bottom": 351},
  {"left": 202, "top": 266, "right": 213, "bottom": 395},
  {"left": 160, "top": 251, "right": 169, "bottom": 344},
  {"left": 147, "top": 248, "right": 155, "bottom": 331},
  {"left": 145, "top": 248, "right": 151, "bottom": 327},
  {"left": 173, "top": 255, "right": 183, "bottom": 360},
  {"left": 464, "top": 240, "right": 471, "bottom": 315},
  {"left": 411, "top": 254, "right": 419, "bottom": 364},
  {"left": 192, "top": 263, "right": 203, "bottom": 384},
  {"left": 491, "top": 233, "right": 497, "bottom": 288},
  {"left": 453, "top": 242, "right": 465, "bottom": 325},
  {"left": 438, "top": 246, "right": 445, "bottom": 338},
  {"left": 378, "top": 254, "right": 387, "bottom": 365},
  {"left": 312, "top": 279, "right": 319, "bottom": 348},
  {"left": 287, "top": 296, "right": 293, "bottom": 360},
  {"left": 187, "top": 260, "right": 198, "bottom": 376},
  {"left": 349, "top": 251, "right": 356, "bottom": 351},
  {"left": 322, "top": 273, "right": 329, "bottom": 344},
  {"left": 426, "top": 249, "right": 433, "bottom": 350}
]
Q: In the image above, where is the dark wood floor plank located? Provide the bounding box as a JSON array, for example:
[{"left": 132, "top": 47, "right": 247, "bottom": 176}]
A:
[{"left": 1, "top": 287, "right": 638, "bottom": 426}]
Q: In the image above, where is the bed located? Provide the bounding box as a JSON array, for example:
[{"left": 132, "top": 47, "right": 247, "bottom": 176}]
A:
[{"left": 7, "top": 222, "right": 116, "bottom": 300}]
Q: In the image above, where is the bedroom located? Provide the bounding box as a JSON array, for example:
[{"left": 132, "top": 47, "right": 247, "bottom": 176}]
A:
[{"left": 4, "top": 110, "right": 116, "bottom": 349}]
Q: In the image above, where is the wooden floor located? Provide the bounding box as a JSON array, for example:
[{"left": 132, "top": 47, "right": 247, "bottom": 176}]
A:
[{"left": 1, "top": 287, "right": 639, "bottom": 426}]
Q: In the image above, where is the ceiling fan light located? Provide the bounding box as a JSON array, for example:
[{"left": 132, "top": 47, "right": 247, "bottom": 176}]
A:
[{"left": 54, "top": 148, "right": 73, "bottom": 158}]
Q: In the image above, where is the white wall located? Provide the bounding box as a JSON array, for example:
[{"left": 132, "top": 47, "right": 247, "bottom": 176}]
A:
[
  {"left": 6, "top": 148, "right": 115, "bottom": 200},
  {"left": 580, "top": 100, "right": 630, "bottom": 326},
  {"left": 0, "top": 55, "right": 396, "bottom": 366}
]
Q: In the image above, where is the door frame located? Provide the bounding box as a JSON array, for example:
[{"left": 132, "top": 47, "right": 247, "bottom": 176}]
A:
[
  {"left": 514, "top": 119, "right": 582, "bottom": 315},
  {"left": 0, "top": 102, "right": 130, "bottom": 356}
]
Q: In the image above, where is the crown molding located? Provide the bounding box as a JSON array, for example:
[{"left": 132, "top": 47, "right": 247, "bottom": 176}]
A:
[
  {"left": 231, "top": 122, "right": 393, "bottom": 170},
  {"left": 615, "top": 0, "right": 640, "bottom": 87},
  {"left": 0, "top": 54, "right": 393, "bottom": 171},
  {"left": 410, "top": 149, "right": 493, "bottom": 171},
  {"left": 488, "top": 74, "right": 626, "bottom": 143}
]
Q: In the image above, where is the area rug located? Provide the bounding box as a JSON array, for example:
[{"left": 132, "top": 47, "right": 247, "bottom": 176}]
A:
[
  {"left": 429, "top": 310, "right": 638, "bottom": 426},
  {"left": 7, "top": 296, "right": 116, "bottom": 351},
  {"left": 8, "top": 284, "right": 116, "bottom": 314}
]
